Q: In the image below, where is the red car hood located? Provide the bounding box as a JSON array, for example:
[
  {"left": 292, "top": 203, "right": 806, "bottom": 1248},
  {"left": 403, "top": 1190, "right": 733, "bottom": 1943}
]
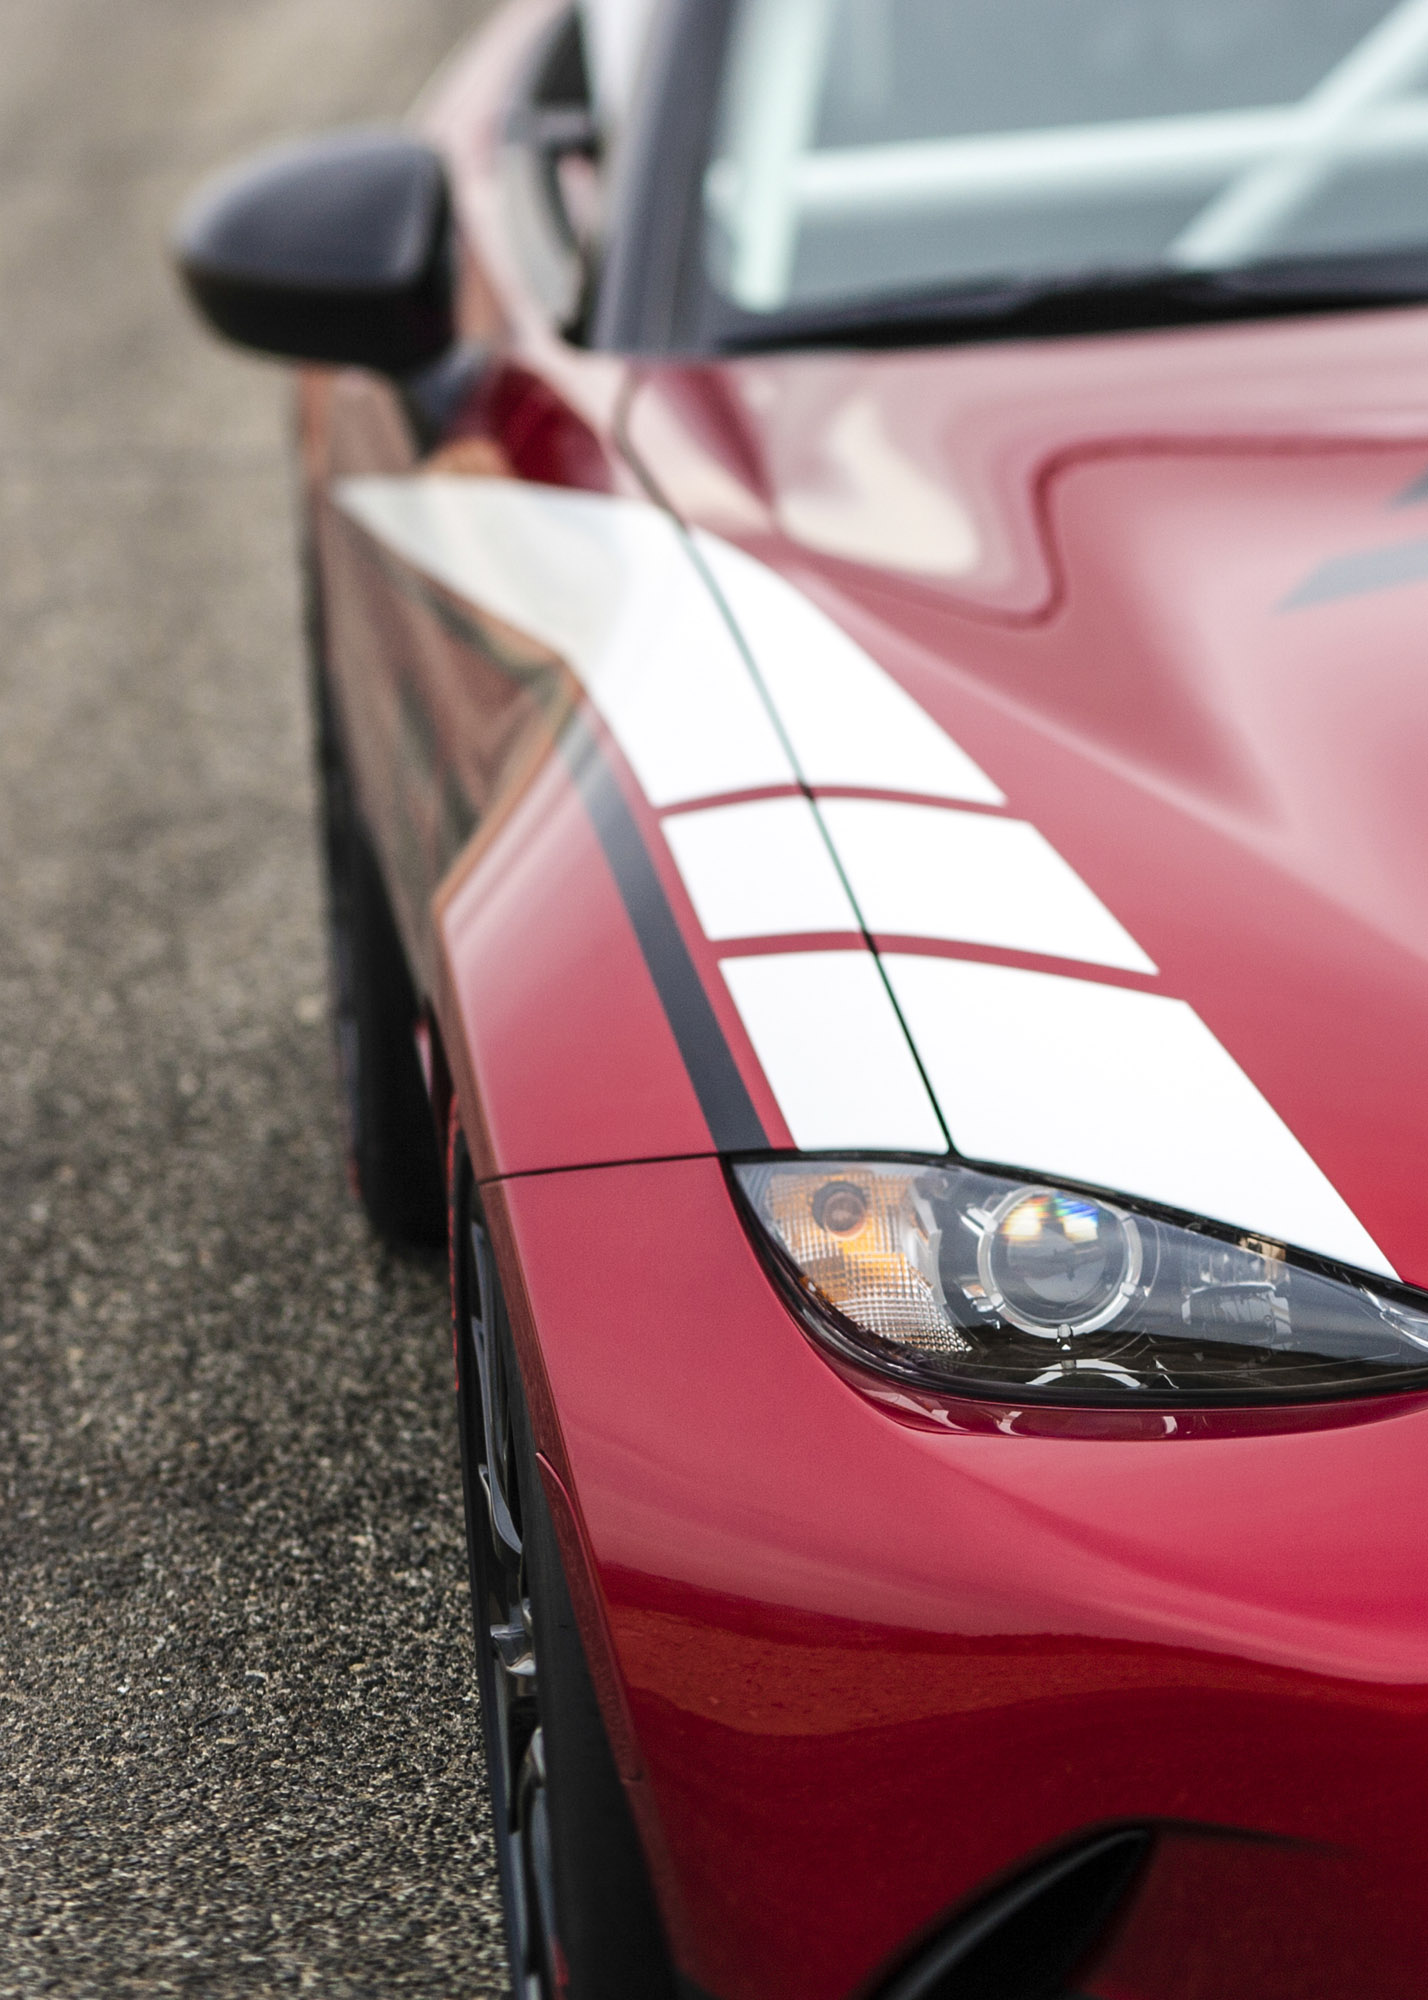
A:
[
  {"left": 624, "top": 314, "right": 1428, "bottom": 1289},
  {"left": 333, "top": 310, "right": 1428, "bottom": 1290}
]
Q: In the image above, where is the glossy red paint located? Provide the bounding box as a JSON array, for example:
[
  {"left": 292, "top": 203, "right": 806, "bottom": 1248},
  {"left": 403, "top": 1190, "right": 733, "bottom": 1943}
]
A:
[
  {"left": 284, "top": 3, "right": 1428, "bottom": 1993},
  {"left": 497, "top": 1154, "right": 1428, "bottom": 2000},
  {"left": 623, "top": 316, "right": 1428, "bottom": 618},
  {"left": 1079, "top": 1826, "right": 1417, "bottom": 1999},
  {"left": 430, "top": 726, "right": 793, "bottom": 1180}
]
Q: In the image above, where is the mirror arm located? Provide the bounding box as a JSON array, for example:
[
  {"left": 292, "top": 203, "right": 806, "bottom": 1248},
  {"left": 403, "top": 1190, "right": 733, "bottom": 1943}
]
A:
[
  {"left": 398, "top": 340, "right": 492, "bottom": 455},
  {"left": 528, "top": 105, "right": 601, "bottom": 159}
]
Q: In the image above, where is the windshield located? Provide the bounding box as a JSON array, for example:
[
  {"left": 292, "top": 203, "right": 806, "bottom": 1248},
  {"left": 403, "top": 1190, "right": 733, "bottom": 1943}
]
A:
[{"left": 701, "top": 0, "right": 1428, "bottom": 331}]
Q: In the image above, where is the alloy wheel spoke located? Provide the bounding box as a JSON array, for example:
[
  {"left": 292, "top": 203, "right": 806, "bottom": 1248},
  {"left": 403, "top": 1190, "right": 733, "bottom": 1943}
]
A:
[{"left": 465, "top": 1202, "right": 557, "bottom": 1997}]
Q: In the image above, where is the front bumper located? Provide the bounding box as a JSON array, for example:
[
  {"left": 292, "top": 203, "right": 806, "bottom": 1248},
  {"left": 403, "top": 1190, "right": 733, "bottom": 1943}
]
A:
[{"left": 489, "top": 1153, "right": 1428, "bottom": 2000}]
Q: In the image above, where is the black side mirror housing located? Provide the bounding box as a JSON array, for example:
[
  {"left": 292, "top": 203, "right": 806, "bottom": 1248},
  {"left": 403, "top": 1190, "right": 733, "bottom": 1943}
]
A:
[{"left": 175, "top": 130, "right": 456, "bottom": 375}]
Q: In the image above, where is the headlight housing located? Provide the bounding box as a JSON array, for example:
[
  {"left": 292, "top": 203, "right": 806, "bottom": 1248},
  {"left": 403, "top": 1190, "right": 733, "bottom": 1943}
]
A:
[{"left": 734, "top": 1159, "right": 1428, "bottom": 1404}]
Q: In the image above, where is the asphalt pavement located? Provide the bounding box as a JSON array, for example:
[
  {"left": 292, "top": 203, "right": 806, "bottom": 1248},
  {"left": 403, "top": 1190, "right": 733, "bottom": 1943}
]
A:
[{"left": 0, "top": 2, "right": 508, "bottom": 1991}]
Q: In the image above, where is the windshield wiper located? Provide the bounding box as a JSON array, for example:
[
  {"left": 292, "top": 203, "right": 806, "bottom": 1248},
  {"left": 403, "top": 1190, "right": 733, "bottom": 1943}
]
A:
[{"left": 711, "top": 252, "right": 1428, "bottom": 354}]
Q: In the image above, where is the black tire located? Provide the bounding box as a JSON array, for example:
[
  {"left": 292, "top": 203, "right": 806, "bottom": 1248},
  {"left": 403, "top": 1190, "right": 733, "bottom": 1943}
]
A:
[
  {"left": 452, "top": 1152, "right": 679, "bottom": 2000},
  {"left": 309, "top": 638, "right": 445, "bottom": 1248}
]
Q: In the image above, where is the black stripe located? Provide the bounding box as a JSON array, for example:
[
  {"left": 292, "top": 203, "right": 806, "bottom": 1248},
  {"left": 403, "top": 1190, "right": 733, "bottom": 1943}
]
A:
[
  {"left": 343, "top": 515, "right": 765, "bottom": 1150},
  {"left": 562, "top": 715, "right": 768, "bottom": 1153}
]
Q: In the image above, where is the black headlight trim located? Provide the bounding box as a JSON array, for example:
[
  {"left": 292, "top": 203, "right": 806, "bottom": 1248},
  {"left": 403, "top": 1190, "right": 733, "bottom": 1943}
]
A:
[{"left": 729, "top": 1153, "right": 1428, "bottom": 1410}]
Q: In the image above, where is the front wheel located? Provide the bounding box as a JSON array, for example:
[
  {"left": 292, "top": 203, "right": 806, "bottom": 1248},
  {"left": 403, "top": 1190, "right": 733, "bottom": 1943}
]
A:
[
  {"left": 451, "top": 1151, "right": 678, "bottom": 2000},
  {"left": 311, "top": 653, "right": 445, "bottom": 1248}
]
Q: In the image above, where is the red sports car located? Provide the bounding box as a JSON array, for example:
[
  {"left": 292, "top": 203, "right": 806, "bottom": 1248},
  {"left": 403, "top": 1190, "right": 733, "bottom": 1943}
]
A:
[{"left": 176, "top": 3, "right": 1428, "bottom": 1994}]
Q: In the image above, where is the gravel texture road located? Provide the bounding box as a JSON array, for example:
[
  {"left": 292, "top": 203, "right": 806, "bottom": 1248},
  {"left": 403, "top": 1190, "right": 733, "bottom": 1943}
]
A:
[{"left": 0, "top": 2, "right": 507, "bottom": 1991}]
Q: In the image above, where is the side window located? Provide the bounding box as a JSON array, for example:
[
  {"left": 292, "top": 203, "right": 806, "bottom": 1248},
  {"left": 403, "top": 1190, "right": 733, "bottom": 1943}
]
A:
[{"left": 504, "top": 7, "right": 604, "bottom": 329}]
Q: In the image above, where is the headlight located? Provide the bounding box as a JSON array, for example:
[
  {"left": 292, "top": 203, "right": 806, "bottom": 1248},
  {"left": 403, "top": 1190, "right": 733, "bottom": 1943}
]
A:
[{"left": 734, "top": 1160, "right": 1428, "bottom": 1403}]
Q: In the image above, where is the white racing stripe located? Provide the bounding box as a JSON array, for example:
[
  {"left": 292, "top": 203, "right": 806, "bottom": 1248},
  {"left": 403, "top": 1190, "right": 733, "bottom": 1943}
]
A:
[
  {"left": 722, "top": 951, "right": 946, "bottom": 1154},
  {"left": 334, "top": 473, "right": 1387, "bottom": 1275},
  {"left": 694, "top": 532, "right": 1006, "bottom": 804},
  {"left": 818, "top": 798, "right": 1157, "bottom": 973},
  {"left": 883, "top": 955, "right": 1394, "bottom": 1276},
  {"left": 662, "top": 797, "right": 858, "bottom": 939},
  {"left": 334, "top": 477, "right": 797, "bottom": 807}
]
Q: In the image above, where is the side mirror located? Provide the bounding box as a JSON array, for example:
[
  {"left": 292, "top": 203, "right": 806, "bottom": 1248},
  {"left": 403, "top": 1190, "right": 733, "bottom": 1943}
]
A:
[{"left": 174, "top": 129, "right": 456, "bottom": 375}]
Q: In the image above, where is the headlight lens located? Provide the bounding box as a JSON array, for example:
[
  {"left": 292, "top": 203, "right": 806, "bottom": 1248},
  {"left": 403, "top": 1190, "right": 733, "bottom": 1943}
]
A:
[{"left": 734, "top": 1160, "right": 1428, "bottom": 1403}]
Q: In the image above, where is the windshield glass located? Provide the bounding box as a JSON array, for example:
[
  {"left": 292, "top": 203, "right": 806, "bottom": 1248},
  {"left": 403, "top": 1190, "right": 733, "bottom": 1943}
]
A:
[{"left": 702, "top": 0, "right": 1428, "bottom": 325}]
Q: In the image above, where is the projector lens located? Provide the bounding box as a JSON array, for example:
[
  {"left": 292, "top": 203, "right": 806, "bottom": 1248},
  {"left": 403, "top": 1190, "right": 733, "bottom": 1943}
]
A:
[{"left": 979, "top": 1189, "right": 1142, "bottom": 1337}]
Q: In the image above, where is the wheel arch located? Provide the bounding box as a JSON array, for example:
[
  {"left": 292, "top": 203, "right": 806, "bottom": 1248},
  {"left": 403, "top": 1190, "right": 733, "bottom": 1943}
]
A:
[{"left": 448, "top": 1124, "right": 700, "bottom": 1982}]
